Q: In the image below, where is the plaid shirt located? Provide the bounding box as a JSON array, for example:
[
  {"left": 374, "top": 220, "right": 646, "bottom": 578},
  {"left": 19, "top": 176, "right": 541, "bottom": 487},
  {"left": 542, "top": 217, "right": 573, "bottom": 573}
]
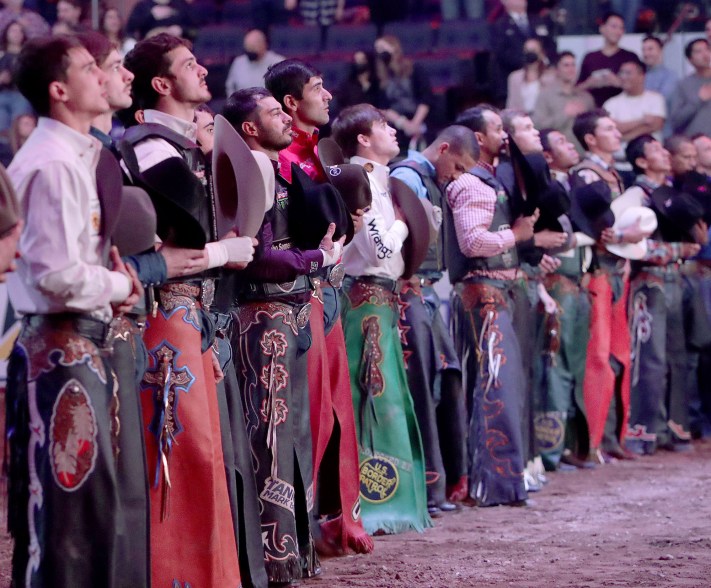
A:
[{"left": 446, "top": 163, "right": 518, "bottom": 281}]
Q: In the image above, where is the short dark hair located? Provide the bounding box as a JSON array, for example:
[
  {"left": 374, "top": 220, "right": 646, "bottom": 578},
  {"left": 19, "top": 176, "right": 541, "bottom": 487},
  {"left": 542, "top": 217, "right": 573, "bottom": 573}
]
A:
[
  {"left": 600, "top": 11, "right": 624, "bottom": 25},
  {"left": 664, "top": 134, "right": 693, "bottom": 156},
  {"left": 15, "top": 34, "right": 82, "bottom": 116},
  {"left": 455, "top": 104, "right": 499, "bottom": 134},
  {"left": 222, "top": 87, "right": 272, "bottom": 137},
  {"left": 264, "top": 58, "right": 320, "bottom": 109},
  {"left": 642, "top": 35, "right": 663, "bottom": 49},
  {"left": 433, "top": 124, "right": 479, "bottom": 160},
  {"left": 626, "top": 134, "right": 657, "bottom": 176},
  {"left": 500, "top": 108, "right": 528, "bottom": 137},
  {"left": 685, "top": 37, "right": 709, "bottom": 60},
  {"left": 620, "top": 56, "right": 646, "bottom": 74},
  {"left": 331, "top": 103, "right": 386, "bottom": 158},
  {"left": 539, "top": 127, "right": 557, "bottom": 153},
  {"left": 554, "top": 51, "right": 575, "bottom": 66},
  {"left": 75, "top": 30, "right": 115, "bottom": 68},
  {"left": 573, "top": 108, "right": 609, "bottom": 150},
  {"left": 124, "top": 33, "right": 191, "bottom": 110}
]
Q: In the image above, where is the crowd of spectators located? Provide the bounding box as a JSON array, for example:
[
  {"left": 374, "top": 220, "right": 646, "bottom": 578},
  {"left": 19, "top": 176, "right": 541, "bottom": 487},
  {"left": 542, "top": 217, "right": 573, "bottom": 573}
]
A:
[{"left": 0, "top": 0, "right": 709, "bottom": 148}]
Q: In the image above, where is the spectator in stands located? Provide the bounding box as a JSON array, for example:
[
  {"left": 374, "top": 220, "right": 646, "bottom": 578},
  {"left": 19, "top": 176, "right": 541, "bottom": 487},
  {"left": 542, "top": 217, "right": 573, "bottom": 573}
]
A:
[
  {"left": 603, "top": 57, "right": 665, "bottom": 184},
  {"left": 490, "top": 0, "right": 557, "bottom": 106},
  {"left": 666, "top": 134, "right": 698, "bottom": 177},
  {"left": 333, "top": 50, "right": 380, "bottom": 115},
  {"left": 705, "top": 16, "right": 711, "bottom": 45},
  {"left": 641, "top": 35, "right": 677, "bottom": 101},
  {"left": 0, "top": 111, "right": 33, "bottom": 166},
  {"left": 225, "top": 29, "right": 284, "bottom": 96},
  {"left": 374, "top": 34, "right": 434, "bottom": 154},
  {"left": 669, "top": 38, "right": 711, "bottom": 138},
  {"left": 611, "top": 0, "right": 641, "bottom": 33},
  {"left": 126, "top": 0, "right": 195, "bottom": 41},
  {"left": 692, "top": 133, "right": 711, "bottom": 177},
  {"left": 441, "top": 0, "right": 483, "bottom": 21},
  {"left": 533, "top": 50, "right": 594, "bottom": 152},
  {"left": 668, "top": 135, "right": 699, "bottom": 175},
  {"left": 0, "top": 0, "right": 48, "bottom": 39},
  {"left": 55, "top": 0, "right": 85, "bottom": 32},
  {"left": 102, "top": 6, "right": 136, "bottom": 56},
  {"left": 506, "top": 36, "right": 555, "bottom": 113},
  {"left": 0, "top": 20, "right": 31, "bottom": 133},
  {"left": 577, "top": 11, "right": 638, "bottom": 107},
  {"left": 296, "top": 0, "right": 344, "bottom": 27}
]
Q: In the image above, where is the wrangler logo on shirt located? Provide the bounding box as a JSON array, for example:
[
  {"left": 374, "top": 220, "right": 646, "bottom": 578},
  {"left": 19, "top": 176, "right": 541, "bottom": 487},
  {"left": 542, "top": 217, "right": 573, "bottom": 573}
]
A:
[{"left": 368, "top": 219, "right": 393, "bottom": 259}]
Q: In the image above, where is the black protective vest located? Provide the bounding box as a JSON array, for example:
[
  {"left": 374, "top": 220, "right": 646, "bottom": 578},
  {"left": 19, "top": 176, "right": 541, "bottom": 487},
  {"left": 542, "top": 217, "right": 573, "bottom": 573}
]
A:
[
  {"left": 121, "top": 122, "right": 215, "bottom": 242},
  {"left": 390, "top": 159, "right": 446, "bottom": 274},
  {"left": 445, "top": 167, "right": 518, "bottom": 284}
]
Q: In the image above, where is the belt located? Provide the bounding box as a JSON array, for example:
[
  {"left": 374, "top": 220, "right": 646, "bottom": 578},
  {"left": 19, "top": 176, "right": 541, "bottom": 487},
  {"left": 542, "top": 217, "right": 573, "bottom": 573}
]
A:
[
  {"left": 24, "top": 313, "right": 112, "bottom": 350},
  {"left": 240, "top": 274, "right": 313, "bottom": 301},
  {"left": 161, "top": 278, "right": 216, "bottom": 310},
  {"left": 349, "top": 274, "right": 400, "bottom": 293}
]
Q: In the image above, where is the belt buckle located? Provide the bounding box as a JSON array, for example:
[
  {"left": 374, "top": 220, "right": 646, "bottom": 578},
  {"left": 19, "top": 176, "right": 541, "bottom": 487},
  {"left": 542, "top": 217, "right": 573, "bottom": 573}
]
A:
[
  {"left": 328, "top": 263, "right": 345, "bottom": 288},
  {"left": 295, "top": 302, "right": 312, "bottom": 329},
  {"left": 201, "top": 279, "right": 215, "bottom": 310},
  {"left": 276, "top": 279, "right": 297, "bottom": 294}
]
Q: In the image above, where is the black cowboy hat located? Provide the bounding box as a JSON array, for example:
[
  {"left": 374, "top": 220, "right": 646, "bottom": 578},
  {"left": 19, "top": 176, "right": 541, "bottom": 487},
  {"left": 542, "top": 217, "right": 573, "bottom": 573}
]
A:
[
  {"left": 117, "top": 140, "right": 208, "bottom": 249},
  {"left": 389, "top": 177, "right": 429, "bottom": 280},
  {"left": 674, "top": 170, "right": 711, "bottom": 225},
  {"left": 288, "top": 163, "right": 354, "bottom": 250},
  {"left": 113, "top": 186, "right": 157, "bottom": 256},
  {"left": 650, "top": 185, "right": 705, "bottom": 243},
  {"left": 507, "top": 140, "right": 547, "bottom": 218},
  {"left": 569, "top": 180, "right": 615, "bottom": 240},
  {"left": 534, "top": 179, "right": 571, "bottom": 233}
]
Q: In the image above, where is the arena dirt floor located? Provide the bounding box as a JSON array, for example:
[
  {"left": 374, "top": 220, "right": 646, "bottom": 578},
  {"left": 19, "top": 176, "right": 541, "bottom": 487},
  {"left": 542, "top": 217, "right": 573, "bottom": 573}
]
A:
[{"left": 0, "top": 441, "right": 710, "bottom": 587}]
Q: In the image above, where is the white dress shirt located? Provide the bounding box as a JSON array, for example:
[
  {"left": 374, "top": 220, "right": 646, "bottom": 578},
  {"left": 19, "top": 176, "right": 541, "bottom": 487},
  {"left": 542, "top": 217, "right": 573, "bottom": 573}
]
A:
[
  {"left": 342, "top": 157, "right": 408, "bottom": 280},
  {"left": 7, "top": 117, "right": 131, "bottom": 322}
]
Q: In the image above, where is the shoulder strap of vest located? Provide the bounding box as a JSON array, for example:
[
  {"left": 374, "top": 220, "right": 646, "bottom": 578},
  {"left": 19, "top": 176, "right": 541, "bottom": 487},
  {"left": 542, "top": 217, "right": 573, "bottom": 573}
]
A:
[
  {"left": 122, "top": 122, "right": 198, "bottom": 150},
  {"left": 571, "top": 160, "right": 620, "bottom": 189},
  {"left": 390, "top": 159, "right": 430, "bottom": 178}
]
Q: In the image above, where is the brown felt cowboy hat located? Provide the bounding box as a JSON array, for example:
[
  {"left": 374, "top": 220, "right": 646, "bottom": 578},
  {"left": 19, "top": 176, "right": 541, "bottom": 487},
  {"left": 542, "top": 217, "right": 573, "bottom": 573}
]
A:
[
  {"left": 318, "top": 137, "right": 372, "bottom": 213},
  {"left": 389, "top": 177, "right": 429, "bottom": 279},
  {"left": 213, "top": 114, "right": 274, "bottom": 238},
  {"left": 112, "top": 186, "right": 158, "bottom": 256}
]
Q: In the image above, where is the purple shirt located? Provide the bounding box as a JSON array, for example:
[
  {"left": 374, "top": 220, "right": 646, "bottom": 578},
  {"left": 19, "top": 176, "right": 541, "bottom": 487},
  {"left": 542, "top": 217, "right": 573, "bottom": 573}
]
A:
[
  {"left": 240, "top": 173, "right": 323, "bottom": 285},
  {"left": 577, "top": 47, "right": 639, "bottom": 107}
]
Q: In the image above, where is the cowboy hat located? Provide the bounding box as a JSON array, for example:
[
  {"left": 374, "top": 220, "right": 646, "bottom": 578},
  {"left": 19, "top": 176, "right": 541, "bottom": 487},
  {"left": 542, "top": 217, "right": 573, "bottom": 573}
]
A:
[
  {"left": 323, "top": 163, "right": 372, "bottom": 213},
  {"left": 650, "top": 185, "right": 705, "bottom": 243},
  {"left": 213, "top": 114, "right": 274, "bottom": 239},
  {"left": 113, "top": 186, "right": 157, "bottom": 256},
  {"left": 288, "top": 163, "right": 354, "bottom": 250},
  {"left": 389, "top": 177, "right": 429, "bottom": 279},
  {"left": 605, "top": 206, "right": 657, "bottom": 260},
  {"left": 569, "top": 180, "right": 615, "bottom": 240}
]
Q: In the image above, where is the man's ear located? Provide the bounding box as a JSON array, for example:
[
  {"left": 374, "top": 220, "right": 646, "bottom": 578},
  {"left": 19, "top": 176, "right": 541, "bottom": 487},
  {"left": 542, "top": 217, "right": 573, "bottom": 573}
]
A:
[
  {"left": 150, "top": 75, "right": 172, "bottom": 98},
  {"left": 474, "top": 131, "right": 485, "bottom": 148},
  {"left": 48, "top": 80, "right": 68, "bottom": 104},
  {"left": 242, "top": 120, "right": 259, "bottom": 138},
  {"left": 283, "top": 94, "right": 298, "bottom": 114},
  {"left": 635, "top": 156, "right": 649, "bottom": 172},
  {"left": 357, "top": 132, "right": 370, "bottom": 149},
  {"left": 438, "top": 141, "right": 450, "bottom": 155}
]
